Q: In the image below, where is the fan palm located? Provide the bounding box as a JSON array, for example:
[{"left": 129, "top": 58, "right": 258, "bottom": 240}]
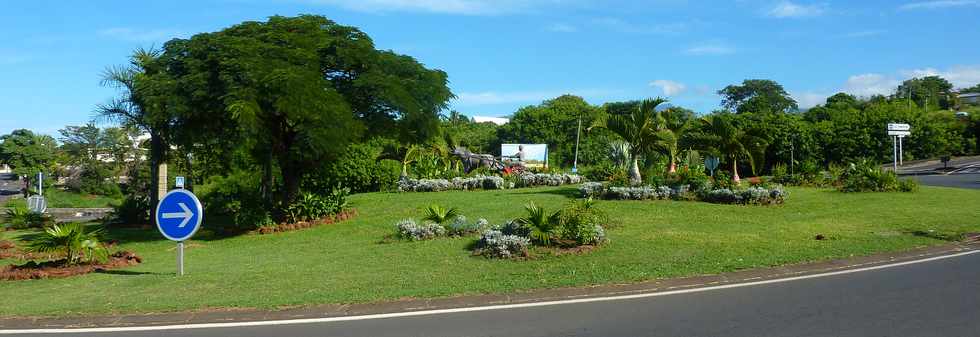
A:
[
  {"left": 423, "top": 204, "right": 460, "bottom": 224},
  {"left": 515, "top": 202, "right": 562, "bottom": 246},
  {"left": 697, "top": 114, "right": 768, "bottom": 184},
  {"left": 597, "top": 98, "right": 669, "bottom": 185},
  {"left": 28, "top": 223, "right": 108, "bottom": 265}
]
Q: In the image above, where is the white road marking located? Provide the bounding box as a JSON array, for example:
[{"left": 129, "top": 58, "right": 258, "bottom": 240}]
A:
[
  {"left": 946, "top": 163, "right": 980, "bottom": 175},
  {"left": 3, "top": 249, "right": 978, "bottom": 335}
]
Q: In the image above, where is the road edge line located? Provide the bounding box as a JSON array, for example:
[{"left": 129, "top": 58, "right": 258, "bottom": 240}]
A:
[{"left": 4, "top": 249, "right": 978, "bottom": 334}]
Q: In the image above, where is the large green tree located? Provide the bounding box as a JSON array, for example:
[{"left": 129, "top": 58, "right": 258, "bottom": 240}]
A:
[
  {"left": 718, "top": 79, "right": 798, "bottom": 114},
  {"left": 153, "top": 15, "right": 453, "bottom": 208},
  {"left": 497, "top": 95, "right": 607, "bottom": 167},
  {"left": 896, "top": 76, "right": 954, "bottom": 109},
  {"left": 0, "top": 129, "right": 58, "bottom": 195}
]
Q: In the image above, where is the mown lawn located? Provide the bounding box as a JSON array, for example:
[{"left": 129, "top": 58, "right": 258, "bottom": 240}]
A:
[
  {"left": 2, "top": 186, "right": 978, "bottom": 317},
  {"left": 1, "top": 188, "right": 121, "bottom": 209}
]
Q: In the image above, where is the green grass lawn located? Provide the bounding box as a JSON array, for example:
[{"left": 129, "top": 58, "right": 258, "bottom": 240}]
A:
[
  {"left": 1, "top": 188, "right": 121, "bottom": 209},
  {"left": 2, "top": 186, "right": 979, "bottom": 317}
]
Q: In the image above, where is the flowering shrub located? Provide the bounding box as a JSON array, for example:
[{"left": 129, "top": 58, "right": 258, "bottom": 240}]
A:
[
  {"left": 399, "top": 173, "right": 584, "bottom": 192},
  {"left": 584, "top": 182, "right": 787, "bottom": 205},
  {"left": 473, "top": 230, "right": 530, "bottom": 259},
  {"left": 445, "top": 216, "right": 490, "bottom": 236},
  {"left": 395, "top": 219, "right": 446, "bottom": 241}
]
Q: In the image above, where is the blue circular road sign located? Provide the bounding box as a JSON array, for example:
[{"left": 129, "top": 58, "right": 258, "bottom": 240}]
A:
[{"left": 155, "top": 189, "right": 203, "bottom": 242}]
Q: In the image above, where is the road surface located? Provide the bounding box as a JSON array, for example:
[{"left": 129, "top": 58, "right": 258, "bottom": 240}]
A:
[{"left": 19, "top": 251, "right": 980, "bottom": 337}]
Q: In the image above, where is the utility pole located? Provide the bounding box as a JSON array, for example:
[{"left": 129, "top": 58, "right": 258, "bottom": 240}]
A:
[{"left": 572, "top": 116, "right": 582, "bottom": 173}]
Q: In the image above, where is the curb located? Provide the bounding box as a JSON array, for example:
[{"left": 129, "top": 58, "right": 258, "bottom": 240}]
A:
[{"left": 2, "top": 242, "right": 978, "bottom": 330}]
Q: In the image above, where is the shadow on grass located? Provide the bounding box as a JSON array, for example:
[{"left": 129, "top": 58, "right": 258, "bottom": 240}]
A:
[
  {"left": 905, "top": 229, "right": 964, "bottom": 242},
  {"left": 94, "top": 269, "right": 159, "bottom": 276},
  {"left": 510, "top": 187, "right": 581, "bottom": 199}
]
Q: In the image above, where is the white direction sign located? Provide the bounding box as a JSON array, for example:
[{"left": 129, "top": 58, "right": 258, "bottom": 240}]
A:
[
  {"left": 887, "top": 123, "right": 911, "bottom": 131},
  {"left": 888, "top": 130, "right": 911, "bottom": 137}
]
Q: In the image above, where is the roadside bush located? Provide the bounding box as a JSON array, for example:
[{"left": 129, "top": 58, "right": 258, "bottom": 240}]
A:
[
  {"left": 838, "top": 159, "right": 910, "bottom": 192},
  {"left": 4, "top": 207, "right": 56, "bottom": 229},
  {"left": 27, "top": 223, "right": 108, "bottom": 265},
  {"left": 473, "top": 230, "right": 530, "bottom": 259},
  {"left": 199, "top": 171, "right": 267, "bottom": 230},
  {"left": 310, "top": 141, "right": 400, "bottom": 193},
  {"left": 106, "top": 195, "right": 150, "bottom": 227},
  {"left": 65, "top": 162, "right": 122, "bottom": 197},
  {"left": 395, "top": 219, "right": 446, "bottom": 241},
  {"left": 556, "top": 199, "right": 608, "bottom": 245}
]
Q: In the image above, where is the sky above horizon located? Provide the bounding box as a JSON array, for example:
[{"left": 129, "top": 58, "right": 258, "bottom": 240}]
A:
[{"left": 2, "top": 0, "right": 979, "bottom": 136}]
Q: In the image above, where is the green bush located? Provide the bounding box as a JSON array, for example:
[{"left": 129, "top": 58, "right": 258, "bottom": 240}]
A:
[
  {"left": 580, "top": 162, "right": 619, "bottom": 182},
  {"left": 4, "top": 207, "right": 55, "bottom": 229},
  {"left": 285, "top": 187, "right": 352, "bottom": 223},
  {"left": 838, "top": 159, "right": 910, "bottom": 192},
  {"left": 66, "top": 162, "right": 122, "bottom": 197},
  {"left": 199, "top": 171, "right": 268, "bottom": 230},
  {"left": 555, "top": 199, "right": 608, "bottom": 246},
  {"left": 27, "top": 223, "right": 109, "bottom": 265},
  {"left": 106, "top": 195, "right": 150, "bottom": 226},
  {"left": 310, "top": 141, "right": 400, "bottom": 193}
]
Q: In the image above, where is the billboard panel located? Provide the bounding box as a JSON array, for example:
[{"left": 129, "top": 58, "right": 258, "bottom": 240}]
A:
[{"left": 501, "top": 144, "right": 548, "bottom": 168}]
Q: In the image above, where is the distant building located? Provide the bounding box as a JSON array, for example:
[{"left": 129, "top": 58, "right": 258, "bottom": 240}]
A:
[
  {"left": 472, "top": 116, "right": 510, "bottom": 125},
  {"left": 0, "top": 164, "right": 9, "bottom": 173},
  {"left": 959, "top": 92, "right": 980, "bottom": 105}
]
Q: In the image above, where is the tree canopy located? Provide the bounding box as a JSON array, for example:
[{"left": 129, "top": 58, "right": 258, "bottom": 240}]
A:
[{"left": 718, "top": 79, "right": 798, "bottom": 114}]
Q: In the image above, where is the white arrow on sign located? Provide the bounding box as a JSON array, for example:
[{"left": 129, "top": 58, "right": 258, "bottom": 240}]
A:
[{"left": 162, "top": 202, "right": 194, "bottom": 228}]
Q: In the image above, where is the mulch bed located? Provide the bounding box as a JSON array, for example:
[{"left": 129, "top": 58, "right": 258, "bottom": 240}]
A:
[
  {"left": 256, "top": 209, "right": 358, "bottom": 235},
  {"left": 0, "top": 251, "right": 142, "bottom": 281}
]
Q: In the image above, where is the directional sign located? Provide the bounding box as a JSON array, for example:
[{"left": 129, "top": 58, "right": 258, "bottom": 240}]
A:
[
  {"left": 887, "top": 123, "right": 911, "bottom": 131},
  {"left": 175, "top": 176, "right": 185, "bottom": 189},
  {"left": 888, "top": 130, "right": 911, "bottom": 137},
  {"left": 26, "top": 195, "right": 46, "bottom": 213},
  {"left": 155, "top": 189, "right": 203, "bottom": 242}
]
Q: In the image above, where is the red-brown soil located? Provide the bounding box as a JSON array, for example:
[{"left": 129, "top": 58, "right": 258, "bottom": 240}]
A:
[
  {"left": 256, "top": 209, "right": 358, "bottom": 234},
  {"left": 0, "top": 251, "right": 142, "bottom": 281}
]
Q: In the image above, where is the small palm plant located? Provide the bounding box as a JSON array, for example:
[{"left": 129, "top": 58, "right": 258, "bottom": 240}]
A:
[
  {"left": 28, "top": 223, "right": 109, "bottom": 265},
  {"left": 423, "top": 204, "right": 460, "bottom": 225},
  {"left": 516, "top": 202, "right": 562, "bottom": 246}
]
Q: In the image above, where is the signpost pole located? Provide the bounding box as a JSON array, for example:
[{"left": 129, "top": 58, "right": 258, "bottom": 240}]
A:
[
  {"left": 892, "top": 136, "right": 898, "bottom": 172},
  {"left": 898, "top": 136, "right": 903, "bottom": 166},
  {"left": 177, "top": 241, "right": 184, "bottom": 276},
  {"left": 37, "top": 172, "right": 41, "bottom": 196}
]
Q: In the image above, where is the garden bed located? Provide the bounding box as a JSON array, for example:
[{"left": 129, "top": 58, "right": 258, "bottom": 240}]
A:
[
  {"left": 398, "top": 173, "right": 585, "bottom": 192},
  {"left": 256, "top": 209, "right": 358, "bottom": 235},
  {"left": 1, "top": 251, "right": 142, "bottom": 281}
]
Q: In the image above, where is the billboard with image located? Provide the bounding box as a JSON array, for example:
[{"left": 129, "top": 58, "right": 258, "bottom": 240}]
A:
[{"left": 501, "top": 144, "right": 548, "bottom": 168}]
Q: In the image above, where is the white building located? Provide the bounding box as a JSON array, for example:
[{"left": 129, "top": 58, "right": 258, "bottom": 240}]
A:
[{"left": 959, "top": 92, "right": 980, "bottom": 105}]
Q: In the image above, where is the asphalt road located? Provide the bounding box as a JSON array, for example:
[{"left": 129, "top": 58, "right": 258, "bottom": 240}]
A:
[{"left": 23, "top": 251, "right": 980, "bottom": 337}]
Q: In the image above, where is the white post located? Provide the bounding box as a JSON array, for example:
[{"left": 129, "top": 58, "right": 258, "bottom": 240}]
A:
[
  {"left": 572, "top": 117, "right": 582, "bottom": 173},
  {"left": 898, "top": 136, "right": 903, "bottom": 166},
  {"left": 177, "top": 241, "right": 184, "bottom": 276},
  {"left": 892, "top": 136, "right": 898, "bottom": 172},
  {"left": 37, "top": 172, "right": 41, "bottom": 196}
]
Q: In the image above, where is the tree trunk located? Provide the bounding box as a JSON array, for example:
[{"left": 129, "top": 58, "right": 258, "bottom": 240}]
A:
[
  {"left": 629, "top": 157, "right": 642, "bottom": 186},
  {"left": 732, "top": 157, "right": 741, "bottom": 185},
  {"left": 668, "top": 161, "right": 677, "bottom": 174},
  {"left": 149, "top": 132, "right": 166, "bottom": 218},
  {"left": 261, "top": 149, "right": 273, "bottom": 205}
]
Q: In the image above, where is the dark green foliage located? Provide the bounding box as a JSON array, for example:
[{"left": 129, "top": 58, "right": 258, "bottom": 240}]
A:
[
  {"left": 556, "top": 199, "right": 608, "bottom": 246},
  {"left": 106, "top": 195, "right": 151, "bottom": 226},
  {"left": 309, "top": 140, "right": 400, "bottom": 193},
  {"left": 838, "top": 159, "right": 910, "bottom": 192},
  {"left": 66, "top": 162, "right": 122, "bottom": 197},
  {"left": 422, "top": 204, "right": 460, "bottom": 225},
  {"left": 718, "top": 79, "right": 799, "bottom": 114},
  {"left": 3, "top": 207, "right": 56, "bottom": 229},
  {"left": 199, "top": 171, "right": 270, "bottom": 230},
  {"left": 27, "top": 223, "right": 109, "bottom": 265},
  {"left": 497, "top": 95, "right": 607, "bottom": 167}
]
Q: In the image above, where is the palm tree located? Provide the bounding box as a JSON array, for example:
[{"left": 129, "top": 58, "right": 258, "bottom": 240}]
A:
[
  {"left": 423, "top": 204, "right": 460, "bottom": 224},
  {"left": 654, "top": 107, "right": 690, "bottom": 173},
  {"left": 597, "top": 98, "right": 669, "bottom": 185},
  {"left": 515, "top": 202, "right": 561, "bottom": 246},
  {"left": 95, "top": 48, "right": 171, "bottom": 212},
  {"left": 697, "top": 114, "right": 767, "bottom": 185},
  {"left": 28, "top": 223, "right": 108, "bottom": 265}
]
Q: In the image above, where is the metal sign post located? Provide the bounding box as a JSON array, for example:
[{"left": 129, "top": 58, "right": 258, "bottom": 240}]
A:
[
  {"left": 155, "top": 189, "right": 203, "bottom": 276},
  {"left": 887, "top": 123, "right": 912, "bottom": 172}
]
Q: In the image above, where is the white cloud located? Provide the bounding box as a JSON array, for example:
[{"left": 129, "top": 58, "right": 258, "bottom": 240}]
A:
[
  {"left": 683, "top": 42, "right": 735, "bottom": 55},
  {"left": 793, "top": 91, "right": 830, "bottom": 108},
  {"left": 306, "top": 0, "right": 564, "bottom": 15},
  {"left": 547, "top": 23, "right": 578, "bottom": 33},
  {"left": 899, "top": 0, "right": 978, "bottom": 10},
  {"left": 900, "top": 66, "right": 980, "bottom": 88},
  {"left": 650, "top": 80, "right": 688, "bottom": 96},
  {"left": 98, "top": 27, "right": 186, "bottom": 42},
  {"left": 767, "top": 1, "right": 827, "bottom": 18},
  {"left": 843, "top": 73, "right": 901, "bottom": 97}
]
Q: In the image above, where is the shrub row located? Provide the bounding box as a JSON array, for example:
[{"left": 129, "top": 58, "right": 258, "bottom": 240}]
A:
[
  {"left": 397, "top": 173, "right": 585, "bottom": 192},
  {"left": 395, "top": 216, "right": 491, "bottom": 241},
  {"left": 580, "top": 182, "right": 787, "bottom": 205}
]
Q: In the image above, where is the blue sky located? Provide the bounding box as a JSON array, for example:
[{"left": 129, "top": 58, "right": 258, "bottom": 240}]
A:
[{"left": 2, "top": 0, "right": 979, "bottom": 136}]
